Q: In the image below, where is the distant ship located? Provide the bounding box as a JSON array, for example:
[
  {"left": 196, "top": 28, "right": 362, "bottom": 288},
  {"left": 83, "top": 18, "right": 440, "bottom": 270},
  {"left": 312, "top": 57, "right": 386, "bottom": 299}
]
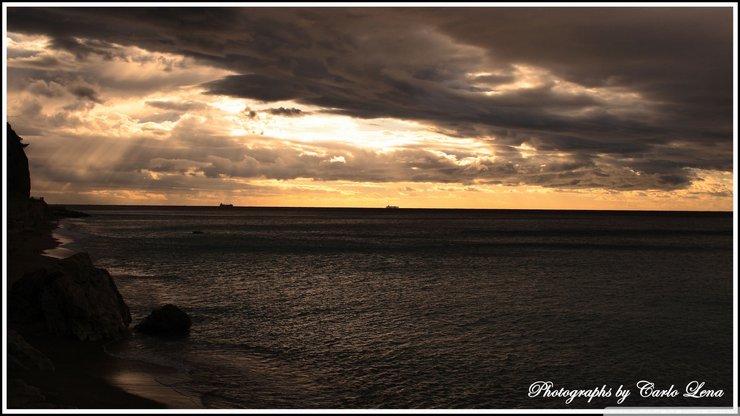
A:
[
  {"left": 385, "top": 205, "right": 399, "bottom": 209},
  {"left": 219, "top": 203, "right": 235, "bottom": 208}
]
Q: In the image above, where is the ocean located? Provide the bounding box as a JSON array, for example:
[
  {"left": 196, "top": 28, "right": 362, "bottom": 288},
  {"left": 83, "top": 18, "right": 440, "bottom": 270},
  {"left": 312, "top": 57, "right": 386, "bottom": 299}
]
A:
[{"left": 54, "top": 206, "right": 733, "bottom": 409}]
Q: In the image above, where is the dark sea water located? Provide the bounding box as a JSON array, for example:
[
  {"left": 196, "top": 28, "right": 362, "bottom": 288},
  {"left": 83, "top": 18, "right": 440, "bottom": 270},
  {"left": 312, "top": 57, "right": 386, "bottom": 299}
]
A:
[{"left": 56, "top": 206, "right": 733, "bottom": 409}]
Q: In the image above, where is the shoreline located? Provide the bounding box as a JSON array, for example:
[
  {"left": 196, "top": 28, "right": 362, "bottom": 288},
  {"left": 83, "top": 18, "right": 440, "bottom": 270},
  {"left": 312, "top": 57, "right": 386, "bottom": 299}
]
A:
[
  {"left": 8, "top": 218, "right": 203, "bottom": 409},
  {"left": 41, "top": 222, "right": 78, "bottom": 260}
]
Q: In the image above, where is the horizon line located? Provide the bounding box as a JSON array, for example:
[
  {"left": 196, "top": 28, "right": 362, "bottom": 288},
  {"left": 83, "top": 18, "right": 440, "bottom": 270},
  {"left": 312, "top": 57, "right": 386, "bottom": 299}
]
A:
[{"left": 47, "top": 202, "right": 733, "bottom": 214}]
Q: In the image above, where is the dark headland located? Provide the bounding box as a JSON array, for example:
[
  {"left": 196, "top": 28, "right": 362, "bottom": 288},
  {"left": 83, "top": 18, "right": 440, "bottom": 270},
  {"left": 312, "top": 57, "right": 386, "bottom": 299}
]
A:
[{"left": 5, "top": 123, "right": 200, "bottom": 409}]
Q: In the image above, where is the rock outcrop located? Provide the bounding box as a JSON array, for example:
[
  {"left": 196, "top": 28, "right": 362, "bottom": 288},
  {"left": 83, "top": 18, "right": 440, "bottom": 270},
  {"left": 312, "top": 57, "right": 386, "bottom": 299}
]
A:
[
  {"left": 7, "top": 379, "right": 48, "bottom": 409},
  {"left": 49, "top": 205, "right": 90, "bottom": 218},
  {"left": 8, "top": 330, "right": 55, "bottom": 372},
  {"left": 7, "top": 124, "right": 55, "bottom": 230},
  {"left": 10, "top": 253, "right": 132, "bottom": 341},
  {"left": 7, "top": 123, "right": 31, "bottom": 199},
  {"left": 135, "top": 304, "right": 192, "bottom": 337}
]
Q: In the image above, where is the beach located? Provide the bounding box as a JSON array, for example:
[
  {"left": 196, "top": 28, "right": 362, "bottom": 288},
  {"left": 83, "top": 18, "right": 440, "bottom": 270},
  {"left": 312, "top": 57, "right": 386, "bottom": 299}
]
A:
[{"left": 7, "top": 220, "right": 202, "bottom": 409}]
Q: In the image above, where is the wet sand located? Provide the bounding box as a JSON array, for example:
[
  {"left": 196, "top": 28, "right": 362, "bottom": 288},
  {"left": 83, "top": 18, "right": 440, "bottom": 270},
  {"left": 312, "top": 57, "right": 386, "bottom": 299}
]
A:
[{"left": 13, "top": 329, "right": 202, "bottom": 409}]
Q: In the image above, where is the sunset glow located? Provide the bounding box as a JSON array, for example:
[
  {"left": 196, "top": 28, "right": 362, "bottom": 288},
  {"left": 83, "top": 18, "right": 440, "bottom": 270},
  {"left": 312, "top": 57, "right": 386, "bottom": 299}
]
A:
[{"left": 5, "top": 8, "right": 734, "bottom": 210}]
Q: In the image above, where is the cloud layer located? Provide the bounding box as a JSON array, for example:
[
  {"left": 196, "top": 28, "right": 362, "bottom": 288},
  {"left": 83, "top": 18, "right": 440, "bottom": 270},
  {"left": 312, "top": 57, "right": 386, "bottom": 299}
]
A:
[{"left": 5, "top": 7, "right": 734, "bottom": 207}]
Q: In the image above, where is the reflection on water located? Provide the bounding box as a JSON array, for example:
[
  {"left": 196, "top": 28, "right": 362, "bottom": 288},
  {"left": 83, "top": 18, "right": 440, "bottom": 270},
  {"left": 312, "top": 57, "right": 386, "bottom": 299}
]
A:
[
  {"left": 42, "top": 225, "right": 77, "bottom": 259},
  {"left": 41, "top": 246, "right": 77, "bottom": 259},
  {"left": 106, "top": 364, "right": 203, "bottom": 408},
  {"left": 60, "top": 207, "right": 733, "bottom": 409}
]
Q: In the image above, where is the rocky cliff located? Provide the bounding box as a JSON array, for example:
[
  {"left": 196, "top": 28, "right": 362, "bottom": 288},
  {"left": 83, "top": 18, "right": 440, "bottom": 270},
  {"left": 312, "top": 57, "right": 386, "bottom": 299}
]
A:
[
  {"left": 7, "top": 123, "right": 31, "bottom": 199},
  {"left": 7, "top": 124, "right": 53, "bottom": 230},
  {"left": 8, "top": 124, "right": 132, "bottom": 341},
  {"left": 6, "top": 124, "right": 141, "bottom": 409}
]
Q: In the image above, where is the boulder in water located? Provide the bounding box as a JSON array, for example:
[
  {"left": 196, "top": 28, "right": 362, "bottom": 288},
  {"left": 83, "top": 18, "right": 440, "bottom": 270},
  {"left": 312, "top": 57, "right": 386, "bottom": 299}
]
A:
[{"left": 134, "top": 304, "right": 191, "bottom": 337}]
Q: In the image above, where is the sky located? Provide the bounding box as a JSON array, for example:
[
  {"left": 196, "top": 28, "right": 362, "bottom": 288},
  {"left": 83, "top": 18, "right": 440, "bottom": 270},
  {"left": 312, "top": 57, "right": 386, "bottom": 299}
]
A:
[{"left": 4, "top": 6, "right": 735, "bottom": 210}]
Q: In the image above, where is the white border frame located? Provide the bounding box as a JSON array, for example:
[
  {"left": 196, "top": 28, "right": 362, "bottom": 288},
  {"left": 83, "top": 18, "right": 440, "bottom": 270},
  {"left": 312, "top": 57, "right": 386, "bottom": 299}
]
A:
[{"left": 2, "top": 2, "right": 737, "bottom": 414}]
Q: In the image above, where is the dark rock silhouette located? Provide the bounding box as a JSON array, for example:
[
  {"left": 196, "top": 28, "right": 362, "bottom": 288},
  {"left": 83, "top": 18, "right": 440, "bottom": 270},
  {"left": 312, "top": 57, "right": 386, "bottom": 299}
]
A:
[
  {"left": 49, "top": 205, "right": 90, "bottom": 218},
  {"left": 7, "top": 379, "right": 48, "bottom": 409},
  {"left": 135, "top": 304, "right": 192, "bottom": 337},
  {"left": 10, "top": 253, "right": 132, "bottom": 341},
  {"left": 8, "top": 330, "right": 55, "bottom": 372},
  {"left": 7, "top": 123, "right": 31, "bottom": 199},
  {"left": 7, "top": 124, "right": 55, "bottom": 230},
  {"left": 6, "top": 122, "right": 136, "bottom": 409},
  {"left": 6, "top": 125, "right": 89, "bottom": 229}
]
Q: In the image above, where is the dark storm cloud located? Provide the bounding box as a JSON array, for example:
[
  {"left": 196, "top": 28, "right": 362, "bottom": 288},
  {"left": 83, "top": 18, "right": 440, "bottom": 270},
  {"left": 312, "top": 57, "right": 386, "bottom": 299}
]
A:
[
  {"left": 69, "top": 85, "right": 101, "bottom": 102},
  {"left": 50, "top": 36, "right": 119, "bottom": 60},
  {"left": 27, "top": 80, "right": 66, "bottom": 98},
  {"left": 7, "top": 7, "right": 733, "bottom": 190},
  {"left": 204, "top": 74, "right": 309, "bottom": 102},
  {"left": 265, "top": 107, "right": 304, "bottom": 117},
  {"left": 432, "top": 8, "right": 732, "bottom": 105}
]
